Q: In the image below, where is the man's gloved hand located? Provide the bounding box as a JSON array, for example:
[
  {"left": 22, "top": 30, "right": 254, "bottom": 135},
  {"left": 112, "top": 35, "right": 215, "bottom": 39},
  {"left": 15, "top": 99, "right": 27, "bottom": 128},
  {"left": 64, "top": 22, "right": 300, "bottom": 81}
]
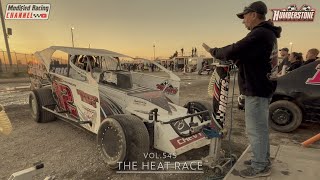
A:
[
  {"left": 203, "top": 43, "right": 218, "bottom": 58},
  {"left": 202, "top": 43, "right": 212, "bottom": 53}
]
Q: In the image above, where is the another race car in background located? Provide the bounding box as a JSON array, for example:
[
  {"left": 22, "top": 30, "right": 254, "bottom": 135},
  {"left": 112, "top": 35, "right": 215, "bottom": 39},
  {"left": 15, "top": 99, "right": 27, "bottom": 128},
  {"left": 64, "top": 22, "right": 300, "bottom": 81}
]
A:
[
  {"left": 269, "top": 60, "right": 320, "bottom": 132},
  {"left": 238, "top": 60, "right": 320, "bottom": 132}
]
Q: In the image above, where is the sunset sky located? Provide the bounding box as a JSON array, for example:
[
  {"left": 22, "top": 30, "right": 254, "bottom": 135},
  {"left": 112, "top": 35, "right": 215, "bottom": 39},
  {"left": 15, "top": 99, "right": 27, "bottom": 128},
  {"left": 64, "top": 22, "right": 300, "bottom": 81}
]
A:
[{"left": 0, "top": 0, "right": 319, "bottom": 59}]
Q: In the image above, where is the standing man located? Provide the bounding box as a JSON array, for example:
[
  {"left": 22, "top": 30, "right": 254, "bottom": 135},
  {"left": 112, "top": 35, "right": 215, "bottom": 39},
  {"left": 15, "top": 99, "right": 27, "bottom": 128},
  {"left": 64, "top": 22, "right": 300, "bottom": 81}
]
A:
[
  {"left": 278, "top": 47, "right": 290, "bottom": 76},
  {"left": 203, "top": 1, "right": 281, "bottom": 178}
]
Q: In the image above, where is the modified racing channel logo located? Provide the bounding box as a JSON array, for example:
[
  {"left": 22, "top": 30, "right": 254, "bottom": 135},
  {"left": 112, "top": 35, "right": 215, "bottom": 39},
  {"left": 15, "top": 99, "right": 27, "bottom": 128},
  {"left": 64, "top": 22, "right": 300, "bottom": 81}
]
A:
[
  {"left": 5, "top": 3, "right": 50, "bottom": 20},
  {"left": 271, "top": 4, "right": 316, "bottom": 22}
]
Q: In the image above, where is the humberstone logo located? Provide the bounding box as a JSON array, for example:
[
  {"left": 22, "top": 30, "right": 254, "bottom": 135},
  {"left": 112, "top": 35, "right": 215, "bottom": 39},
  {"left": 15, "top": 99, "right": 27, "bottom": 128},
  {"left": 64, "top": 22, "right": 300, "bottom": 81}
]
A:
[
  {"left": 5, "top": 4, "right": 50, "bottom": 20},
  {"left": 271, "top": 4, "right": 316, "bottom": 22}
]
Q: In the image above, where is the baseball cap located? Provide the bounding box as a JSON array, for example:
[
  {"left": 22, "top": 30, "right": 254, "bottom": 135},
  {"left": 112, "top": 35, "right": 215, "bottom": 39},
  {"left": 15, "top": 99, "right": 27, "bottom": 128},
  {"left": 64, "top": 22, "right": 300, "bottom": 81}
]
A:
[
  {"left": 237, "top": 1, "right": 268, "bottom": 19},
  {"left": 279, "top": 48, "right": 289, "bottom": 52}
]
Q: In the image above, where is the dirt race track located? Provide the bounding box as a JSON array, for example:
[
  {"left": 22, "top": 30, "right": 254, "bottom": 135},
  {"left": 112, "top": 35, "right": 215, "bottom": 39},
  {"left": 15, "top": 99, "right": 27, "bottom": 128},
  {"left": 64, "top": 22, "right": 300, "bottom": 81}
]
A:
[{"left": 0, "top": 74, "right": 319, "bottom": 180}]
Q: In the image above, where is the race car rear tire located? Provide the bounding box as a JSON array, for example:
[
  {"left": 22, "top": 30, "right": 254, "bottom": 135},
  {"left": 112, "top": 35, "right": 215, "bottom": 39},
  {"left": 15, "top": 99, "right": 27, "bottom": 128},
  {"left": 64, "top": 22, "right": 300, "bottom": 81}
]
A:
[
  {"left": 97, "top": 114, "right": 150, "bottom": 169},
  {"left": 184, "top": 101, "right": 213, "bottom": 121},
  {"left": 29, "top": 88, "right": 56, "bottom": 123},
  {"left": 269, "top": 100, "right": 302, "bottom": 133}
]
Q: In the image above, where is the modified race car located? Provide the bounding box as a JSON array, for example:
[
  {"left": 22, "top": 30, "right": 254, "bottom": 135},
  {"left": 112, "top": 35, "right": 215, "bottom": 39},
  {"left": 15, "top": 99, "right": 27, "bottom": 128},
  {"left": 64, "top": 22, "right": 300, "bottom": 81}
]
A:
[
  {"left": 28, "top": 46, "right": 214, "bottom": 169},
  {"left": 237, "top": 60, "right": 320, "bottom": 133},
  {"left": 269, "top": 60, "right": 320, "bottom": 132}
]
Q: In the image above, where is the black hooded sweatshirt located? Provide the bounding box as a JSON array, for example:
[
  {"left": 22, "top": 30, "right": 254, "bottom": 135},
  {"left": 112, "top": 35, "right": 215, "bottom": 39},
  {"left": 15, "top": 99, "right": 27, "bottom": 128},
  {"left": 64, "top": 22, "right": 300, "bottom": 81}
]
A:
[
  {"left": 210, "top": 21, "right": 282, "bottom": 98},
  {"left": 303, "top": 58, "right": 317, "bottom": 66}
]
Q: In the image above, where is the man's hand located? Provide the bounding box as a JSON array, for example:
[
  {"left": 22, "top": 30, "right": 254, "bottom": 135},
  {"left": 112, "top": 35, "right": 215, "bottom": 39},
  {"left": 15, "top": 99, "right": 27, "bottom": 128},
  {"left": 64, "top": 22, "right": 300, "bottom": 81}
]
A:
[{"left": 202, "top": 43, "right": 211, "bottom": 53}]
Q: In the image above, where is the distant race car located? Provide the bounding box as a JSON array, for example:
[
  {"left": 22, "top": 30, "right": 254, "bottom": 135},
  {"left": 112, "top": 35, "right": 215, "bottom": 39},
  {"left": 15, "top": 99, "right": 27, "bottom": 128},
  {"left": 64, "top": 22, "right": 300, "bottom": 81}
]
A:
[{"left": 28, "top": 46, "right": 213, "bottom": 169}]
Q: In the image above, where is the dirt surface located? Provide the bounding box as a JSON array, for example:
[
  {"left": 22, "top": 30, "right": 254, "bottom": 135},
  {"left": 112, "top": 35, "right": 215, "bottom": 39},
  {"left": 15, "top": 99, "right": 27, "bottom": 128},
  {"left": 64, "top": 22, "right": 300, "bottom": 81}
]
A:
[{"left": 0, "top": 73, "right": 319, "bottom": 180}]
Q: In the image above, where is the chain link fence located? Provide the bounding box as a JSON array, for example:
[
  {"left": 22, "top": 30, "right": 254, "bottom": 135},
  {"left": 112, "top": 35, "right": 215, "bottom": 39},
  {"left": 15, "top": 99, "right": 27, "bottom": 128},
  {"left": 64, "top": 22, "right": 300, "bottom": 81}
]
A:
[
  {"left": 0, "top": 50, "right": 35, "bottom": 73},
  {"left": 0, "top": 51, "right": 67, "bottom": 73}
]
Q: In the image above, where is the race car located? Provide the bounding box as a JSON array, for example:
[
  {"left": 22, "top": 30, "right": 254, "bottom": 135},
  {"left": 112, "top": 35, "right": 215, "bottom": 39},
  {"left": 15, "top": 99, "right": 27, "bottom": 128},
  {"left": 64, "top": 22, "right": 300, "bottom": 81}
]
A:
[
  {"left": 269, "top": 60, "right": 320, "bottom": 132},
  {"left": 28, "top": 46, "right": 213, "bottom": 169},
  {"left": 236, "top": 60, "right": 320, "bottom": 132}
]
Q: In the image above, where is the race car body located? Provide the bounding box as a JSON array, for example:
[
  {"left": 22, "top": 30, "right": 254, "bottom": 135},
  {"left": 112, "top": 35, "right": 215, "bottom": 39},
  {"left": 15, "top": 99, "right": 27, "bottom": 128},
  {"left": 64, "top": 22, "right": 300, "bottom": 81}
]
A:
[{"left": 28, "top": 46, "right": 212, "bottom": 168}]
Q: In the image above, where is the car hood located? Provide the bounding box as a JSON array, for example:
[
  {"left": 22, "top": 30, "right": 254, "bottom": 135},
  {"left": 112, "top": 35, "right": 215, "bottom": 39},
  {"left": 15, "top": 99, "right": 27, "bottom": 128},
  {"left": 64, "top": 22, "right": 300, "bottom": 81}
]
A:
[
  {"left": 275, "top": 61, "right": 320, "bottom": 98},
  {"left": 129, "top": 90, "right": 172, "bottom": 113}
]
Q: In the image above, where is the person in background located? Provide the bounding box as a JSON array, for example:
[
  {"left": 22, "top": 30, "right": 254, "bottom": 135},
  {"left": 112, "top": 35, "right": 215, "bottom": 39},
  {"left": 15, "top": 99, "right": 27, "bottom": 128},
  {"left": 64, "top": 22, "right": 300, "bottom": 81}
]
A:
[
  {"left": 277, "top": 48, "right": 290, "bottom": 76},
  {"left": 303, "top": 48, "right": 319, "bottom": 65},
  {"left": 170, "top": 61, "right": 174, "bottom": 71},
  {"left": 286, "top": 52, "right": 303, "bottom": 72}
]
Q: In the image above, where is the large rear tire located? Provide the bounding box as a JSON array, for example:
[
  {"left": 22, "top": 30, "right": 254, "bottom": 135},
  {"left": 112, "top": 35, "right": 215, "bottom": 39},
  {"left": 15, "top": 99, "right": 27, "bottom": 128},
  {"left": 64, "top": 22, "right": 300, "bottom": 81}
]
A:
[
  {"left": 29, "top": 88, "right": 56, "bottom": 123},
  {"left": 97, "top": 114, "right": 150, "bottom": 169},
  {"left": 269, "top": 100, "right": 302, "bottom": 133}
]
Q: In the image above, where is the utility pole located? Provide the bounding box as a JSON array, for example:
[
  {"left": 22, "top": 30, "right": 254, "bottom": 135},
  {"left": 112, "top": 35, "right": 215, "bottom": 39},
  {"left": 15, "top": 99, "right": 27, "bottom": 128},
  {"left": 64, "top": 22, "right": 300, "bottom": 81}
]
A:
[
  {"left": 0, "top": 0, "right": 13, "bottom": 67},
  {"left": 153, "top": 43, "right": 156, "bottom": 60},
  {"left": 71, "top": 27, "right": 75, "bottom": 47}
]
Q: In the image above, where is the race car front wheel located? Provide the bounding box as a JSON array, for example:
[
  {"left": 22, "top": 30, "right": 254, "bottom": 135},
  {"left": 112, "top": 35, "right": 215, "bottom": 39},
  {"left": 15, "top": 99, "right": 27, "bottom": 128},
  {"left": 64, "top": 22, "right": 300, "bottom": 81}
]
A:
[
  {"left": 269, "top": 100, "right": 302, "bottom": 133},
  {"left": 97, "top": 115, "right": 149, "bottom": 170}
]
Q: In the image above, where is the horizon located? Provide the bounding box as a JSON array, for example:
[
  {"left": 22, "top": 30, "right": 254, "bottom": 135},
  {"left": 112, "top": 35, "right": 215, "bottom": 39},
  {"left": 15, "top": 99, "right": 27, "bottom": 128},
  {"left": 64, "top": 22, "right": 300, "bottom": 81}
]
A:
[{"left": 0, "top": 0, "right": 319, "bottom": 60}]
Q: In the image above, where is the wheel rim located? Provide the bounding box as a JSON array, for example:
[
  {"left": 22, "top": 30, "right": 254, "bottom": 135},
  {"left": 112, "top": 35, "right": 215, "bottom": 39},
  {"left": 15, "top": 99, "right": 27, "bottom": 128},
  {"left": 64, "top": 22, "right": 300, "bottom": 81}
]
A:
[
  {"left": 100, "top": 120, "right": 126, "bottom": 165},
  {"left": 30, "top": 95, "right": 37, "bottom": 116},
  {"left": 271, "top": 108, "right": 293, "bottom": 126}
]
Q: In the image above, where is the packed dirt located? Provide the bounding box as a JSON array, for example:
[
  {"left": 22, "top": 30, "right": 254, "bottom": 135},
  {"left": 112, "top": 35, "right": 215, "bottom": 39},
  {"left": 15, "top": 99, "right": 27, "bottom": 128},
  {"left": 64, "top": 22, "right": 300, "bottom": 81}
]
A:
[{"left": 0, "top": 73, "right": 319, "bottom": 180}]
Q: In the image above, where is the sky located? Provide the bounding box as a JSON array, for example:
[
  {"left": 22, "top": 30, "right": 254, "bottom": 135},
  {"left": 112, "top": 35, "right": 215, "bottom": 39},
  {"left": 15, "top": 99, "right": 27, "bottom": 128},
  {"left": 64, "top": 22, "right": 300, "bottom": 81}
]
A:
[{"left": 0, "top": 0, "right": 319, "bottom": 59}]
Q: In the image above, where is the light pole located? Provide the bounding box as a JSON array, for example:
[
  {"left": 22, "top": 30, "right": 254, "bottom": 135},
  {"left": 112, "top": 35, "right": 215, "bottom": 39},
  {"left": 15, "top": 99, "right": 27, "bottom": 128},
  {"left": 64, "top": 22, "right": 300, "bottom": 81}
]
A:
[
  {"left": 13, "top": 51, "right": 19, "bottom": 72},
  {"left": 153, "top": 42, "right": 156, "bottom": 60},
  {"left": 0, "top": 0, "right": 13, "bottom": 67},
  {"left": 289, "top": 42, "right": 293, "bottom": 53},
  {"left": 71, "top": 27, "right": 75, "bottom": 47}
]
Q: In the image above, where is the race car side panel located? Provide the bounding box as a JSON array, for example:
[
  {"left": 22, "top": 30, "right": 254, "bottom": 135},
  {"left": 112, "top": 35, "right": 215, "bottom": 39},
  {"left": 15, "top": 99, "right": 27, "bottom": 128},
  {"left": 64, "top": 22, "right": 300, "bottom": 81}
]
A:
[{"left": 51, "top": 73, "right": 101, "bottom": 133}]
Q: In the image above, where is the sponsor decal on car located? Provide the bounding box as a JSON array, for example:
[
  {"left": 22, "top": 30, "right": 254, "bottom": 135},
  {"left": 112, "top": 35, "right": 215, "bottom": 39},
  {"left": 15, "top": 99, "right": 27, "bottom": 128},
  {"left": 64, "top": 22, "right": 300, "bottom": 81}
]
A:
[
  {"left": 52, "top": 81, "right": 79, "bottom": 118},
  {"left": 170, "top": 132, "right": 205, "bottom": 149},
  {"left": 77, "top": 89, "right": 99, "bottom": 108},
  {"left": 133, "top": 100, "right": 147, "bottom": 106},
  {"left": 50, "top": 64, "right": 68, "bottom": 76},
  {"left": 79, "top": 105, "right": 97, "bottom": 122},
  {"left": 27, "top": 62, "right": 47, "bottom": 79},
  {"left": 306, "top": 64, "right": 320, "bottom": 85},
  {"left": 156, "top": 80, "right": 178, "bottom": 95}
]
